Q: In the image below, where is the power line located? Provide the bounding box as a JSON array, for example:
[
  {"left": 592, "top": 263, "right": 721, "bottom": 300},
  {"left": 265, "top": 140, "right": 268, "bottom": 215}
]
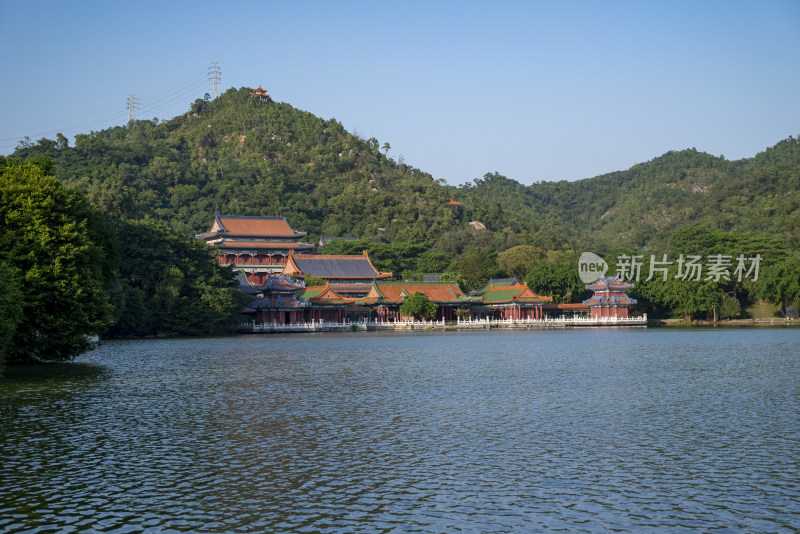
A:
[{"left": 0, "top": 66, "right": 216, "bottom": 155}]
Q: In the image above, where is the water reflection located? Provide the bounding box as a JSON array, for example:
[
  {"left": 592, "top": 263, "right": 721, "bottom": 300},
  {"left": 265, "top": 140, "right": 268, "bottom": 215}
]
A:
[{"left": 1, "top": 329, "right": 799, "bottom": 532}]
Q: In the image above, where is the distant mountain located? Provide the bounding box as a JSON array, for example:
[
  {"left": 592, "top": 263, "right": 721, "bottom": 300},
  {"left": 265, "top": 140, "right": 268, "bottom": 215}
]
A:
[
  {"left": 458, "top": 139, "right": 800, "bottom": 251},
  {"left": 11, "top": 87, "right": 799, "bottom": 253}
]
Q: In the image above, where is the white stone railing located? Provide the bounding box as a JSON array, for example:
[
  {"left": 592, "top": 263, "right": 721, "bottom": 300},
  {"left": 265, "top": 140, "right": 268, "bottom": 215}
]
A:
[{"left": 238, "top": 313, "right": 648, "bottom": 332}]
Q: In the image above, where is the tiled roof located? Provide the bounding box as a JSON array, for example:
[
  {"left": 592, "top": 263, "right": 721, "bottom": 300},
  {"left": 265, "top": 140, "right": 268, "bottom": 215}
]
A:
[
  {"left": 296, "top": 287, "right": 326, "bottom": 300},
  {"left": 472, "top": 277, "right": 523, "bottom": 296},
  {"left": 234, "top": 274, "right": 259, "bottom": 294},
  {"left": 285, "top": 253, "right": 391, "bottom": 280},
  {"left": 260, "top": 274, "right": 303, "bottom": 292},
  {"left": 218, "top": 216, "right": 300, "bottom": 236},
  {"left": 585, "top": 275, "right": 634, "bottom": 291},
  {"left": 297, "top": 285, "right": 356, "bottom": 305},
  {"left": 217, "top": 241, "right": 312, "bottom": 249},
  {"left": 480, "top": 284, "right": 552, "bottom": 304},
  {"left": 329, "top": 284, "right": 373, "bottom": 294},
  {"left": 200, "top": 213, "right": 307, "bottom": 238},
  {"left": 583, "top": 295, "right": 637, "bottom": 306},
  {"left": 369, "top": 281, "right": 465, "bottom": 304}
]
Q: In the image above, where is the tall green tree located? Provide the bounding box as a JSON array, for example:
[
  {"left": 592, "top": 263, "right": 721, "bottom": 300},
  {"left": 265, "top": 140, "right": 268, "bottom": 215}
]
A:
[
  {"left": 400, "top": 292, "right": 437, "bottom": 320},
  {"left": 0, "top": 161, "right": 115, "bottom": 363},
  {"left": 452, "top": 249, "right": 502, "bottom": 293},
  {"left": 105, "top": 218, "right": 246, "bottom": 337},
  {"left": 0, "top": 261, "right": 23, "bottom": 373},
  {"left": 525, "top": 251, "right": 586, "bottom": 303},
  {"left": 497, "top": 244, "right": 544, "bottom": 280},
  {"left": 753, "top": 251, "right": 800, "bottom": 316}
]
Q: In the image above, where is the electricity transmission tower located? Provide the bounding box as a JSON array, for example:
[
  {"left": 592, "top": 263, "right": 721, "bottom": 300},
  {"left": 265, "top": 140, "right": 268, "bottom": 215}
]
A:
[
  {"left": 208, "top": 62, "right": 221, "bottom": 99},
  {"left": 127, "top": 94, "right": 140, "bottom": 122}
]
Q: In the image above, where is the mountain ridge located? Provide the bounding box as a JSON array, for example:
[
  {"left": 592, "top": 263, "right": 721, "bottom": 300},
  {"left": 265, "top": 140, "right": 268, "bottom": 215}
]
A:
[{"left": 10, "top": 87, "right": 800, "bottom": 252}]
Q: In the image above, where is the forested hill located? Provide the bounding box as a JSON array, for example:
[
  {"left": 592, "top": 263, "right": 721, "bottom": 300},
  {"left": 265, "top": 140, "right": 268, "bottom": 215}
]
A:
[
  {"left": 456, "top": 138, "right": 800, "bottom": 251},
  {"left": 11, "top": 87, "right": 800, "bottom": 252},
  {"left": 13, "top": 87, "right": 461, "bottom": 244}
]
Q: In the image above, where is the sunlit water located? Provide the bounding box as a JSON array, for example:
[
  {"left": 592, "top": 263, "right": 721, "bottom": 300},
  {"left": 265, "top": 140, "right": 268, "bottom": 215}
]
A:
[{"left": 1, "top": 328, "right": 799, "bottom": 532}]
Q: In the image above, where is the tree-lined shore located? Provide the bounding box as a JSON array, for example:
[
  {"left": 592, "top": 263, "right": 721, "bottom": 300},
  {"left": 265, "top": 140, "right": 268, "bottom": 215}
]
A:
[{"left": 2, "top": 89, "right": 799, "bottom": 366}]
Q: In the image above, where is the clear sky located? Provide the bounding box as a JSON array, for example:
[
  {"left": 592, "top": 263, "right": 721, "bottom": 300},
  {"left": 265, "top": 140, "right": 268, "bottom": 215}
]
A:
[{"left": 1, "top": 0, "right": 798, "bottom": 185}]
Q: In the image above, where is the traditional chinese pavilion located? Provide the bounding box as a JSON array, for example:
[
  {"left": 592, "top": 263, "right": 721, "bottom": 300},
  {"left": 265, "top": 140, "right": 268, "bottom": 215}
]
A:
[
  {"left": 196, "top": 212, "right": 313, "bottom": 284},
  {"left": 475, "top": 282, "right": 552, "bottom": 320},
  {"left": 357, "top": 281, "right": 466, "bottom": 322},
  {"left": 250, "top": 86, "right": 269, "bottom": 101},
  {"left": 247, "top": 276, "right": 355, "bottom": 325},
  {"left": 282, "top": 251, "right": 392, "bottom": 297},
  {"left": 582, "top": 276, "right": 637, "bottom": 319}
]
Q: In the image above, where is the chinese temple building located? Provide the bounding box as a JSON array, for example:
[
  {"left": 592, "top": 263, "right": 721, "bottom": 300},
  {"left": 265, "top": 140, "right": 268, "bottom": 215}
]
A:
[
  {"left": 282, "top": 251, "right": 392, "bottom": 297},
  {"left": 196, "top": 212, "right": 313, "bottom": 285},
  {"left": 250, "top": 86, "right": 269, "bottom": 101},
  {"left": 296, "top": 284, "right": 355, "bottom": 323},
  {"left": 473, "top": 282, "right": 552, "bottom": 320},
  {"left": 471, "top": 277, "right": 523, "bottom": 296},
  {"left": 246, "top": 275, "right": 310, "bottom": 325},
  {"left": 541, "top": 302, "right": 591, "bottom": 319},
  {"left": 582, "top": 276, "right": 637, "bottom": 319},
  {"left": 247, "top": 276, "right": 355, "bottom": 325},
  {"left": 357, "top": 281, "right": 466, "bottom": 322}
]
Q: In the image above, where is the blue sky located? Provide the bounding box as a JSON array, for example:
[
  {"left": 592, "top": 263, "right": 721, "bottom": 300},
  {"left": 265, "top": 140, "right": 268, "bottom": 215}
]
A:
[{"left": 1, "top": 1, "right": 798, "bottom": 185}]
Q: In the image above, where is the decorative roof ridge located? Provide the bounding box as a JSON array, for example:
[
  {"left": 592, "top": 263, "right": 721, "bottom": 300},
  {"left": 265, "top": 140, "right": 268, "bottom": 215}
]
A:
[
  {"left": 214, "top": 211, "right": 227, "bottom": 233},
  {"left": 361, "top": 250, "right": 392, "bottom": 278},
  {"left": 215, "top": 214, "right": 306, "bottom": 237},
  {"left": 217, "top": 214, "right": 290, "bottom": 221},
  {"left": 291, "top": 253, "right": 370, "bottom": 260},
  {"left": 375, "top": 280, "right": 460, "bottom": 285}
]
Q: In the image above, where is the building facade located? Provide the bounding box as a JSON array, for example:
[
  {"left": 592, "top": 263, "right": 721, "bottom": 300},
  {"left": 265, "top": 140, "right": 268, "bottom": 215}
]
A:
[
  {"left": 196, "top": 213, "right": 313, "bottom": 284},
  {"left": 582, "top": 276, "right": 637, "bottom": 319}
]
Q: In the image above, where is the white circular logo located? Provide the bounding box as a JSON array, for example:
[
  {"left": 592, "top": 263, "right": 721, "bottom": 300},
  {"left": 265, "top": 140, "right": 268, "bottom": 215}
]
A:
[{"left": 578, "top": 252, "right": 608, "bottom": 283}]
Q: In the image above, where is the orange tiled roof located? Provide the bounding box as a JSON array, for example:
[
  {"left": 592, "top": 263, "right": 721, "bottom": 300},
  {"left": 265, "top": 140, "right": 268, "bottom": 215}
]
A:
[
  {"left": 217, "top": 216, "right": 299, "bottom": 237},
  {"left": 299, "top": 285, "right": 357, "bottom": 305}
]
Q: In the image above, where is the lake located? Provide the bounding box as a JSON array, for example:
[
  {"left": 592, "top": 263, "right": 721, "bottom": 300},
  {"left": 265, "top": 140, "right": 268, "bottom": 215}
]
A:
[{"left": 1, "top": 328, "right": 799, "bottom": 532}]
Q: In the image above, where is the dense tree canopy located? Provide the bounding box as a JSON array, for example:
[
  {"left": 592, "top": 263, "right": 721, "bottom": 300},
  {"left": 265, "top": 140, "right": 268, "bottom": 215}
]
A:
[
  {"left": 0, "top": 160, "right": 115, "bottom": 363},
  {"left": 106, "top": 218, "right": 246, "bottom": 338},
  {"left": 7, "top": 90, "right": 800, "bottom": 328},
  {"left": 14, "top": 88, "right": 800, "bottom": 255}
]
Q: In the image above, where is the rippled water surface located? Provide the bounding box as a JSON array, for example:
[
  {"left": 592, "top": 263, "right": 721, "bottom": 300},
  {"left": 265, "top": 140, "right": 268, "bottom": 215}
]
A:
[{"left": 2, "top": 328, "right": 799, "bottom": 532}]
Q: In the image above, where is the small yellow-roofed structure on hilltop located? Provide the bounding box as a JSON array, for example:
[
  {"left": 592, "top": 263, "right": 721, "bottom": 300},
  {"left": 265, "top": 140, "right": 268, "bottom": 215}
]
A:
[{"left": 250, "top": 86, "right": 269, "bottom": 101}]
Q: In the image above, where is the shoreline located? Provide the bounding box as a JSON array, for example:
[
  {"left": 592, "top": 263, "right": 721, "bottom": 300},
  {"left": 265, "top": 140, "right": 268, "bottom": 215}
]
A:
[
  {"left": 649, "top": 317, "right": 799, "bottom": 327},
  {"left": 240, "top": 316, "right": 648, "bottom": 334}
]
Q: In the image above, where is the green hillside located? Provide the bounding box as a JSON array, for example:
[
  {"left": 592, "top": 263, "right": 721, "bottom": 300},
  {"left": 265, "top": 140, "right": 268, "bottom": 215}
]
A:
[
  {"left": 13, "top": 88, "right": 463, "bottom": 244},
  {"left": 457, "top": 141, "right": 800, "bottom": 252},
  {"left": 3, "top": 88, "right": 800, "bottom": 355},
  {"left": 11, "top": 86, "right": 800, "bottom": 253}
]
